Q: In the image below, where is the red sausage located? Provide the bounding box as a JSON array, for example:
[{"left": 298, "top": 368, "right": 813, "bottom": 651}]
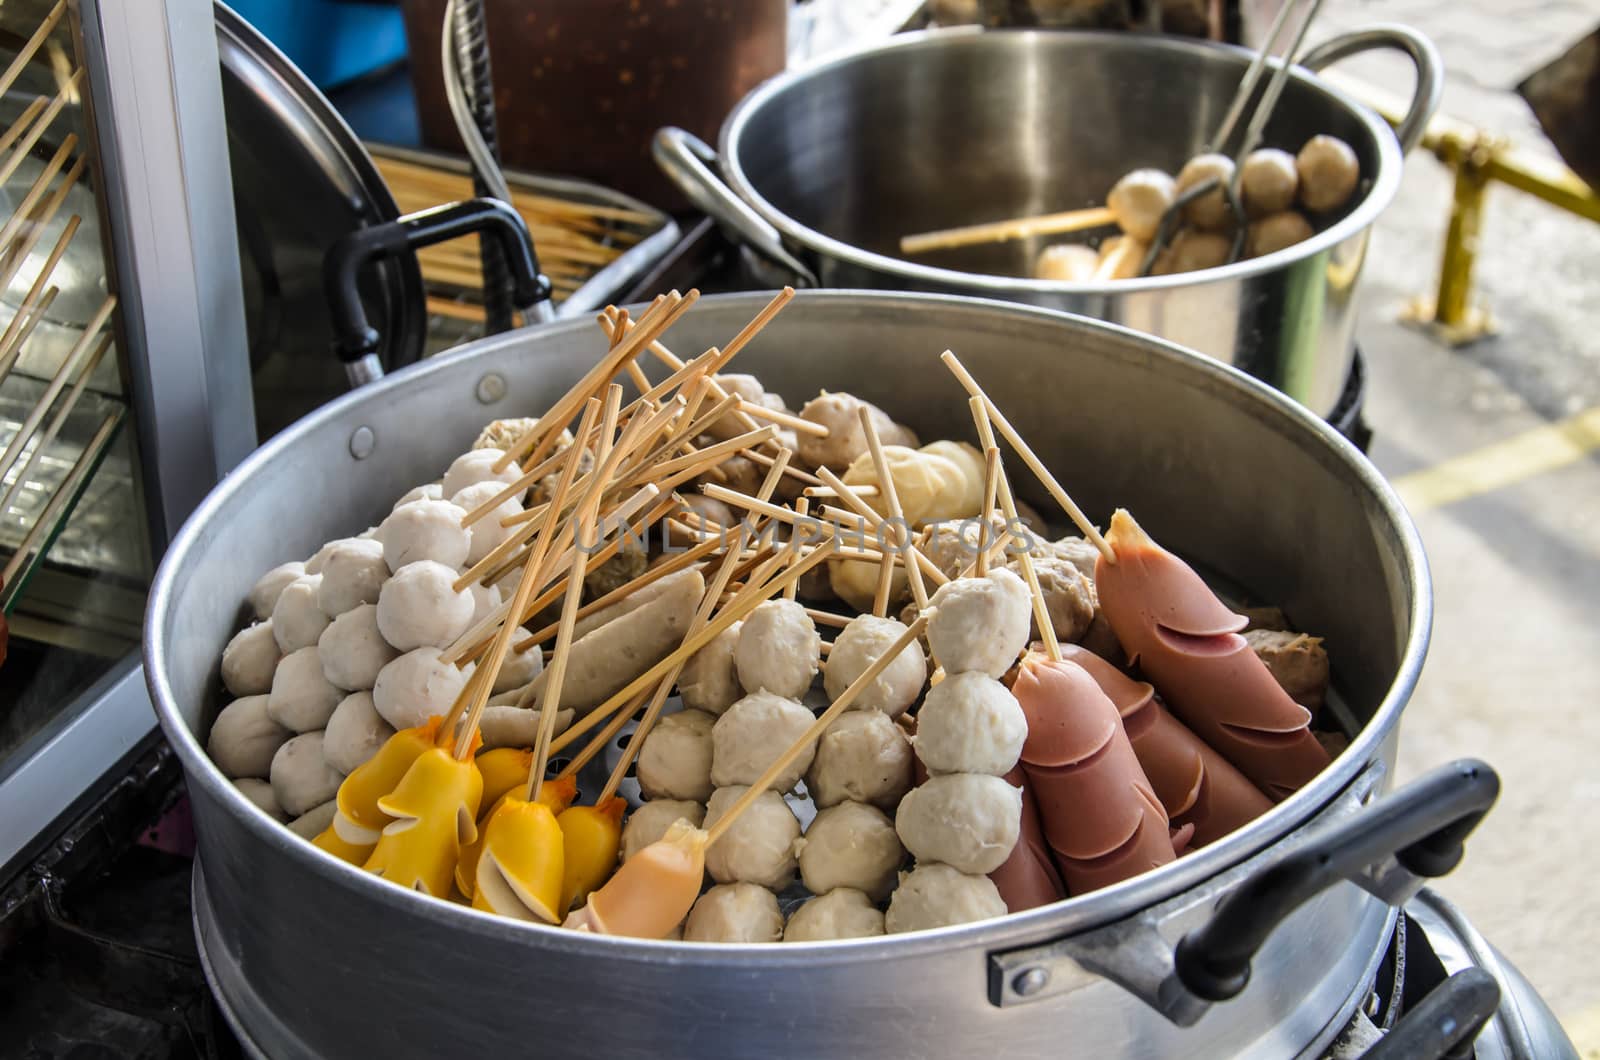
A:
[
  {"left": 1093, "top": 510, "right": 1330, "bottom": 801},
  {"left": 1058, "top": 644, "right": 1272, "bottom": 847},
  {"left": 988, "top": 766, "right": 1067, "bottom": 912},
  {"left": 1013, "top": 654, "right": 1177, "bottom": 894}
]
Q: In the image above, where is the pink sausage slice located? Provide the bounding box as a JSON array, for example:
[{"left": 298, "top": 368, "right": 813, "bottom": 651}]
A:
[
  {"left": 1094, "top": 511, "right": 1331, "bottom": 801},
  {"left": 1012, "top": 655, "right": 1176, "bottom": 894},
  {"left": 1059, "top": 644, "right": 1272, "bottom": 847}
]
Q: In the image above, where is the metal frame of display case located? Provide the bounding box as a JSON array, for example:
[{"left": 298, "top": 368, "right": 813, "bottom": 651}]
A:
[{"left": 0, "top": 0, "right": 252, "bottom": 875}]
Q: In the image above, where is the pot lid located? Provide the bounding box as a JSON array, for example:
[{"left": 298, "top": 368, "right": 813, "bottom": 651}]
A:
[{"left": 215, "top": 2, "right": 424, "bottom": 439}]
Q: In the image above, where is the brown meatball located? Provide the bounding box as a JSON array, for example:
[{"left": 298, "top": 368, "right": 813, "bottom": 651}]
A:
[
  {"left": 1153, "top": 229, "right": 1231, "bottom": 275},
  {"left": 1175, "top": 154, "right": 1238, "bottom": 231},
  {"left": 1107, "top": 169, "right": 1176, "bottom": 242},
  {"left": 1009, "top": 555, "right": 1096, "bottom": 643},
  {"left": 1247, "top": 211, "right": 1315, "bottom": 258},
  {"left": 1239, "top": 149, "right": 1299, "bottom": 218},
  {"left": 1034, "top": 243, "right": 1099, "bottom": 282},
  {"left": 1296, "top": 135, "right": 1360, "bottom": 213}
]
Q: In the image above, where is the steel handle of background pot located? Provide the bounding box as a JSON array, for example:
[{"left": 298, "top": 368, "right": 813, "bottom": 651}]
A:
[
  {"left": 1300, "top": 24, "right": 1443, "bottom": 154},
  {"left": 322, "top": 198, "right": 553, "bottom": 387},
  {"left": 1174, "top": 759, "right": 1499, "bottom": 1004},
  {"left": 652, "top": 127, "right": 819, "bottom": 287}
]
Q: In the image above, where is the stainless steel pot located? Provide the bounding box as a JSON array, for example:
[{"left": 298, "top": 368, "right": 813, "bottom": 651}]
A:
[
  {"left": 654, "top": 28, "right": 1441, "bottom": 417},
  {"left": 147, "top": 293, "right": 1483, "bottom": 1058}
]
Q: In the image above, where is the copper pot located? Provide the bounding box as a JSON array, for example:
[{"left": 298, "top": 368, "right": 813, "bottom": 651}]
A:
[{"left": 403, "top": 0, "right": 786, "bottom": 206}]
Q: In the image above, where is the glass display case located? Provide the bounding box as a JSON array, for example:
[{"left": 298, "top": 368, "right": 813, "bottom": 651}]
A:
[{"left": 0, "top": 0, "right": 252, "bottom": 875}]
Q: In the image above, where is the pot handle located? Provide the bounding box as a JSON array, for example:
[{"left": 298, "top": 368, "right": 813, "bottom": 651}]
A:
[
  {"left": 1173, "top": 759, "right": 1499, "bottom": 1003},
  {"left": 1358, "top": 968, "right": 1501, "bottom": 1060},
  {"left": 1299, "top": 25, "right": 1443, "bottom": 154},
  {"left": 323, "top": 198, "right": 552, "bottom": 387},
  {"left": 652, "top": 127, "right": 819, "bottom": 287}
]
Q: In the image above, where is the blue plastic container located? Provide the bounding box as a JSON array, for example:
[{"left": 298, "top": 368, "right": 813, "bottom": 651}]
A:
[{"left": 227, "top": 0, "right": 409, "bottom": 90}]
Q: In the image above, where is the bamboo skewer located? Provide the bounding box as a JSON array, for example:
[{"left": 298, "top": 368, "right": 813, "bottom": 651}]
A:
[
  {"left": 0, "top": 134, "right": 77, "bottom": 253},
  {"left": 0, "top": 71, "right": 83, "bottom": 190},
  {"left": 746, "top": 446, "right": 823, "bottom": 487},
  {"left": 0, "top": 157, "right": 82, "bottom": 294},
  {"left": 594, "top": 453, "right": 787, "bottom": 807},
  {"left": 802, "top": 606, "right": 850, "bottom": 629},
  {"left": 0, "top": 333, "right": 110, "bottom": 517},
  {"left": 557, "top": 687, "right": 650, "bottom": 780},
  {"left": 1, "top": 409, "right": 118, "bottom": 592},
  {"left": 0, "top": 287, "right": 57, "bottom": 389},
  {"left": 547, "top": 540, "right": 837, "bottom": 757},
  {"left": 783, "top": 497, "right": 809, "bottom": 603},
  {"left": 860, "top": 408, "right": 927, "bottom": 611},
  {"left": 0, "top": 98, "right": 46, "bottom": 159},
  {"left": 704, "top": 614, "right": 929, "bottom": 846},
  {"left": 977, "top": 446, "right": 1000, "bottom": 578},
  {"left": 0, "top": 1, "right": 68, "bottom": 102},
  {"left": 0, "top": 295, "right": 114, "bottom": 489},
  {"left": 940, "top": 350, "right": 1114, "bottom": 563},
  {"left": 812, "top": 467, "right": 951, "bottom": 588},
  {"left": 899, "top": 205, "right": 1116, "bottom": 256},
  {"left": 734, "top": 398, "right": 828, "bottom": 437},
  {"left": 969, "top": 397, "right": 1060, "bottom": 662}
]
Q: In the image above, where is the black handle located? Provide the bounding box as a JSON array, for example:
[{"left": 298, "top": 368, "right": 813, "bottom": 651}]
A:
[
  {"left": 1174, "top": 759, "right": 1499, "bottom": 1002},
  {"left": 322, "top": 197, "right": 552, "bottom": 364},
  {"left": 1361, "top": 968, "right": 1501, "bottom": 1060}
]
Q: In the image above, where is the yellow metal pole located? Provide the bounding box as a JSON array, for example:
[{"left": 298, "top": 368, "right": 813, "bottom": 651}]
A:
[{"left": 1435, "top": 138, "right": 1491, "bottom": 331}]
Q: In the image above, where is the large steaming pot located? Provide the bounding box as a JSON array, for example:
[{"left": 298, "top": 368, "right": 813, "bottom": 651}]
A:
[
  {"left": 654, "top": 28, "right": 1441, "bottom": 417},
  {"left": 148, "top": 293, "right": 1489, "bottom": 1058}
]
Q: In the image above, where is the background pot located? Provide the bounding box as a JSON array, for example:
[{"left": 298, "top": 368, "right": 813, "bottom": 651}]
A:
[{"left": 655, "top": 28, "right": 1441, "bottom": 417}]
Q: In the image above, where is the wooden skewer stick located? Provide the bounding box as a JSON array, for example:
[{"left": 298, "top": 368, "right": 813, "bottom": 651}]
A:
[
  {"left": 735, "top": 399, "right": 828, "bottom": 437},
  {"left": 705, "top": 615, "right": 929, "bottom": 846},
  {"left": 870, "top": 524, "right": 895, "bottom": 618},
  {"left": 492, "top": 291, "right": 685, "bottom": 472},
  {"left": 0, "top": 134, "right": 77, "bottom": 254},
  {"left": 0, "top": 294, "right": 114, "bottom": 488},
  {"left": 860, "top": 408, "right": 927, "bottom": 610},
  {"left": 451, "top": 403, "right": 596, "bottom": 757},
  {"left": 899, "top": 205, "right": 1116, "bottom": 256},
  {"left": 0, "top": 156, "right": 83, "bottom": 295},
  {"left": 434, "top": 658, "right": 495, "bottom": 751},
  {"left": 0, "top": 1, "right": 67, "bottom": 101},
  {"left": 595, "top": 453, "right": 787, "bottom": 807},
  {"left": 547, "top": 539, "right": 836, "bottom": 756},
  {"left": 599, "top": 306, "right": 767, "bottom": 441},
  {"left": 970, "top": 397, "right": 1060, "bottom": 663},
  {"left": 558, "top": 687, "right": 650, "bottom": 780},
  {"left": 745, "top": 446, "right": 823, "bottom": 487},
  {"left": 802, "top": 482, "right": 879, "bottom": 499},
  {"left": 0, "top": 98, "right": 47, "bottom": 159},
  {"left": 719, "top": 286, "right": 796, "bottom": 363},
  {"left": 0, "top": 72, "right": 83, "bottom": 190},
  {"left": 802, "top": 606, "right": 849, "bottom": 629},
  {"left": 784, "top": 497, "right": 810, "bottom": 603},
  {"left": 977, "top": 445, "right": 1000, "bottom": 578},
  {"left": 515, "top": 532, "right": 724, "bottom": 651},
  {"left": 812, "top": 467, "right": 951, "bottom": 588},
  {"left": 0, "top": 333, "right": 110, "bottom": 516},
  {"left": 1, "top": 409, "right": 119, "bottom": 591},
  {"left": 521, "top": 496, "right": 604, "bottom": 792},
  {"left": 940, "top": 350, "right": 1114, "bottom": 563},
  {"left": 0, "top": 286, "right": 57, "bottom": 391}
]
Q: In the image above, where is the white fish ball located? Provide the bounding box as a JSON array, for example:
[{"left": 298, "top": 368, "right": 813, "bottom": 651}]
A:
[
  {"left": 914, "top": 672, "right": 1026, "bottom": 776},
  {"left": 376, "top": 560, "right": 474, "bottom": 651},
  {"left": 270, "top": 731, "right": 343, "bottom": 817},
  {"left": 638, "top": 709, "right": 717, "bottom": 802},
  {"left": 271, "top": 574, "right": 330, "bottom": 653},
  {"left": 895, "top": 773, "right": 1022, "bottom": 875},
  {"left": 377, "top": 499, "right": 470, "bottom": 573},
  {"left": 372, "top": 647, "right": 473, "bottom": 731},
  {"left": 885, "top": 863, "right": 1006, "bottom": 934},
  {"left": 798, "top": 801, "right": 904, "bottom": 901},
  {"left": 784, "top": 888, "right": 885, "bottom": 941},
  {"left": 323, "top": 691, "right": 395, "bottom": 774},
  {"left": 208, "top": 694, "right": 292, "bottom": 779},
  {"left": 267, "top": 646, "right": 344, "bottom": 732},
  {"left": 704, "top": 785, "right": 801, "bottom": 889},
  {"left": 711, "top": 691, "right": 817, "bottom": 793},
  {"left": 247, "top": 561, "right": 305, "bottom": 621},
  {"left": 316, "top": 538, "right": 389, "bottom": 617},
  {"left": 221, "top": 620, "right": 281, "bottom": 697}
]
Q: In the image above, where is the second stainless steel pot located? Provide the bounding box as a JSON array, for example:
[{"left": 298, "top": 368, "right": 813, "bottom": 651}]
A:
[{"left": 655, "top": 28, "right": 1441, "bottom": 417}]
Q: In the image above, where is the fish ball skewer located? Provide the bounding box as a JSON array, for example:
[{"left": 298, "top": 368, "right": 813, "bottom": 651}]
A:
[
  {"left": 1106, "top": 169, "right": 1176, "bottom": 242},
  {"left": 621, "top": 799, "right": 706, "bottom": 862},
  {"left": 734, "top": 599, "right": 820, "bottom": 700},
  {"left": 684, "top": 883, "right": 784, "bottom": 943},
  {"left": 221, "top": 621, "right": 280, "bottom": 697},
  {"left": 822, "top": 615, "right": 927, "bottom": 720},
  {"left": 377, "top": 560, "right": 475, "bottom": 651},
  {"left": 703, "top": 785, "right": 801, "bottom": 889},
  {"left": 316, "top": 538, "right": 388, "bottom": 617},
  {"left": 637, "top": 708, "right": 717, "bottom": 802},
  {"left": 885, "top": 863, "right": 1007, "bottom": 934},
  {"left": 895, "top": 772, "right": 1023, "bottom": 876},
  {"left": 784, "top": 888, "right": 885, "bottom": 941},
  {"left": 797, "top": 800, "right": 904, "bottom": 901},
  {"left": 914, "top": 671, "right": 1026, "bottom": 776},
  {"left": 318, "top": 604, "right": 398, "bottom": 691},
  {"left": 208, "top": 695, "right": 291, "bottom": 779},
  {"left": 248, "top": 562, "right": 305, "bottom": 620},
  {"left": 806, "top": 710, "right": 914, "bottom": 811},
  {"left": 711, "top": 691, "right": 818, "bottom": 793},
  {"left": 271, "top": 574, "right": 330, "bottom": 652}
]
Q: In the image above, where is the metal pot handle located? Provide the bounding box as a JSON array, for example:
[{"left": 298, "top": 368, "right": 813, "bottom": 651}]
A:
[
  {"left": 652, "top": 127, "right": 819, "bottom": 287},
  {"left": 1300, "top": 24, "right": 1443, "bottom": 154},
  {"left": 1173, "top": 759, "right": 1499, "bottom": 1003},
  {"left": 1358, "top": 968, "right": 1501, "bottom": 1060},
  {"left": 987, "top": 759, "right": 1498, "bottom": 1029},
  {"left": 322, "top": 198, "right": 552, "bottom": 387}
]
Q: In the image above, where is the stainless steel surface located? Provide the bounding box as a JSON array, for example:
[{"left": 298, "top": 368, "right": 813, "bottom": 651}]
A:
[
  {"left": 1408, "top": 891, "right": 1579, "bottom": 1060},
  {"left": 146, "top": 292, "right": 1432, "bottom": 1058},
  {"left": 214, "top": 1, "right": 420, "bottom": 439},
  {"left": 83, "top": 0, "right": 255, "bottom": 538},
  {"left": 661, "top": 28, "right": 1441, "bottom": 416}
]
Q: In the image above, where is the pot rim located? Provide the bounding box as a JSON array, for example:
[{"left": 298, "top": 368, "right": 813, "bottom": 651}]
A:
[
  {"left": 718, "top": 28, "right": 1404, "bottom": 294},
  {"left": 145, "top": 290, "right": 1430, "bottom": 962}
]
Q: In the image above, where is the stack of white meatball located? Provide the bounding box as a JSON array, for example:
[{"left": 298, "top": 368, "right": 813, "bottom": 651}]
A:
[
  {"left": 887, "top": 568, "right": 1031, "bottom": 933},
  {"left": 209, "top": 441, "right": 547, "bottom": 834}
]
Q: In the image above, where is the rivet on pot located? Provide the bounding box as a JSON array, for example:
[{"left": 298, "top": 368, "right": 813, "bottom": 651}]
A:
[
  {"left": 349, "top": 426, "right": 376, "bottom": 460},
  {"left": 1012, "top": 967, "right": 1050, "bottom": 997},
  {"left": 477, "top": 373, "right": 507, "bottom": 405}
]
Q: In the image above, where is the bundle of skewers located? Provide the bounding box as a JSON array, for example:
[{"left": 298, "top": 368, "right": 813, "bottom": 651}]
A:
[
  {"left": 209, "top": 286, "right": 1344, "bottom": 941},
  {"left": 374, "top": 152, "right": 661, "bottom": 322},
  {"left": 0, "top": 9, "right": 125, "bottom": 621},
  {"left": 899, "top": 0, "right": 1364, "bottom": 281}
]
